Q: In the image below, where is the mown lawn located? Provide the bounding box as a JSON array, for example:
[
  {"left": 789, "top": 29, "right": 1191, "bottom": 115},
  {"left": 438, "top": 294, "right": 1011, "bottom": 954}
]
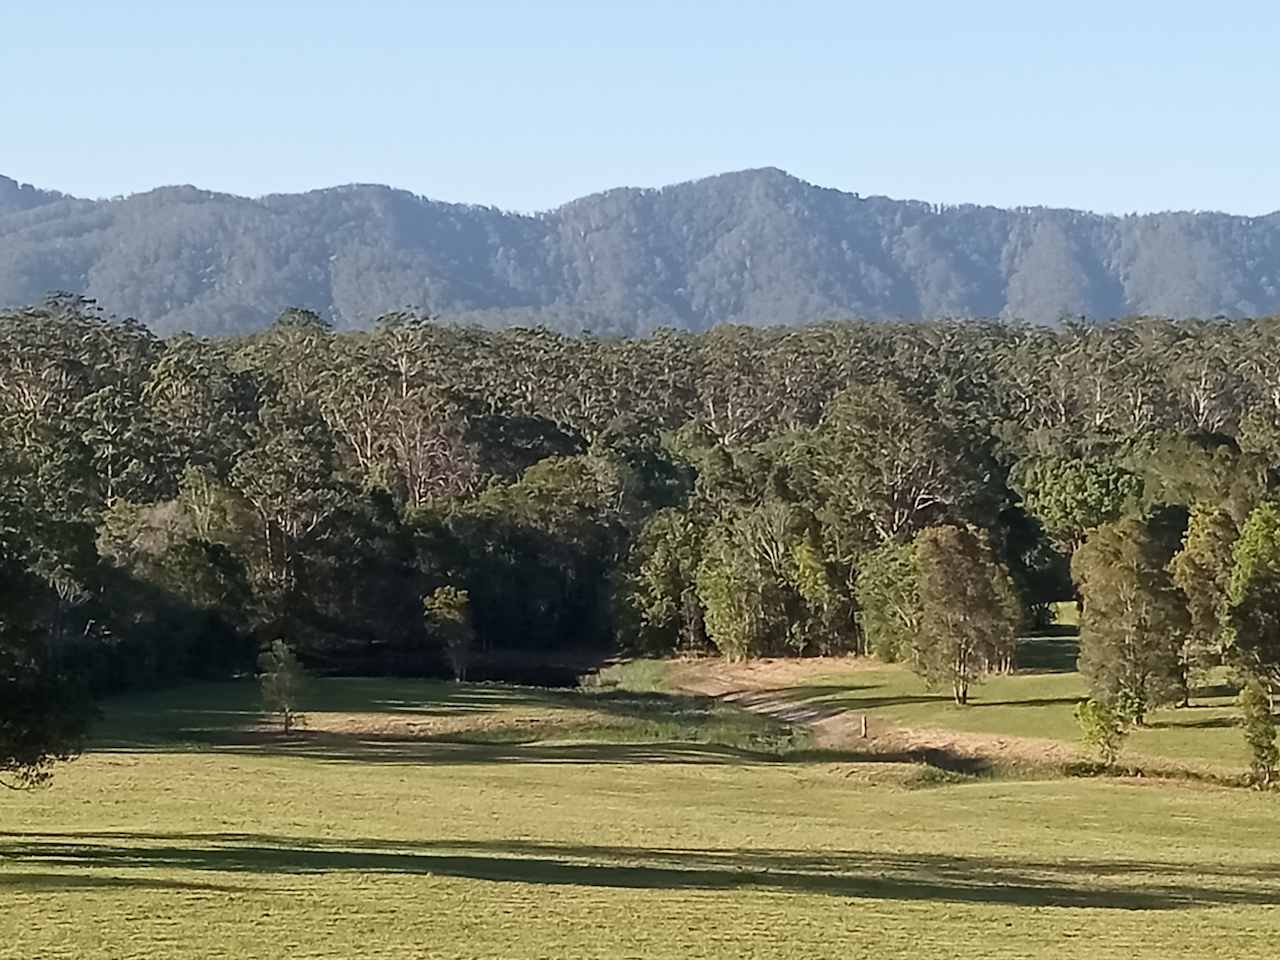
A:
[{"left": 3, "top": 678, "right": 1279, "bottom": 959}]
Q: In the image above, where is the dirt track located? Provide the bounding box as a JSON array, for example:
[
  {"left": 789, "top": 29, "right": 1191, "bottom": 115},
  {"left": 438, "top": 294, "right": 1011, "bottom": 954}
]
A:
[{"left": 668, "top": 657, "right": 1080, "bottom": 771}]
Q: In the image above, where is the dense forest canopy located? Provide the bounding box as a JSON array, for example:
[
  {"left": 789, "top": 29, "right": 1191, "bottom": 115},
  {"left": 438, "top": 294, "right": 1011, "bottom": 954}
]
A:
[
  {"left": 7, "top": 297, "right": 1280, "bottom": 782},
  {"left": 5, "top": 169, "right": 1280, "bottom": 336}
]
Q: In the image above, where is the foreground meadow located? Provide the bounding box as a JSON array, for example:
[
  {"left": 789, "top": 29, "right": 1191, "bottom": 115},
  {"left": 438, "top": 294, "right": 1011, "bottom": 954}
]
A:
[{"left": 3, "top": 678, "right": 1280, "bottom": 959}]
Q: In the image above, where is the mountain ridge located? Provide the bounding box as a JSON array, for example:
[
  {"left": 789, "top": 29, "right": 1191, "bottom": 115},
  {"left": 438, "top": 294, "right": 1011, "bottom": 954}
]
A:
[
  {"left": 3, "top": 168, "right": 1280, "bottom": 335},
  {"left": 23, "top": 166, "right": 1276, "bottom": 219}
]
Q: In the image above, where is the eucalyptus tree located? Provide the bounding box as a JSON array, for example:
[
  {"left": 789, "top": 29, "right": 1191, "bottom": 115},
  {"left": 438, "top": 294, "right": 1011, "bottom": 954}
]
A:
[
  {"left": 1163, "top": 319, "right": 1241, "bottom": 435},
  {"left": 143, "top": 335, "right": 257, "bottom": 483},
  {"left": 1113, "top": 318, "right": 1181, "bottom": 436},
  {"left": 0, "top": 298, "right": 159, "bottom": 518},
  {"left": 1238, "top": 316, "right": 1280, "bottom": 419},
  {"left": 1059, "top": 322, "right": 1134, "bottom": 436},
  {"left": 1072, "top": 518, "right": 1189, "bottom": 724},
  {"left": 694, "top": 326, "right": 797, "bottom": 445},
  {"left": 315, "top": 332, "right": 475, "bottom": 510},
  {"left": 233, "top": 308, "right": 336, "bottom": 414},
  {"left": 230, "top": 399, "right": 348, "bottom": 611},
  {"left": 811, "top": 378, "right": 982, "bottom": 544},
  {"left": 488, "top": 328, "right": 646, "bottom": 444},
  {"left": 751, "top": 324, "right": 866, "bottom": 435},
  {"left": 992, "top": 324, "right": 1080, "bottom": 447},
  {"left": 911, "top": 525, "right": 1020, "bottom": 704}
]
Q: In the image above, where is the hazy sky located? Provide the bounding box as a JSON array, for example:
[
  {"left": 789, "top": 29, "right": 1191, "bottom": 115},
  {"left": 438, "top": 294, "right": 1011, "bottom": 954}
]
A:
[{"left": 3, "top": 1, "right": 1278, "bottom": 214}]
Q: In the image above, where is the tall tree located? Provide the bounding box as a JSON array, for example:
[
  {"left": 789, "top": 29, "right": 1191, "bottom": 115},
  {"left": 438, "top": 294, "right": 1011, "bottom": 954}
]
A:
[
  {"left": 614, "top": 508, "right": 706, "bottom": 655},
  {"left": 1169, "top": 504, "right": 1238, "bottom": 703},
  {"left": 1238, "top": 676, "right": 1278, "bottom": 787},
  {"left": 1224, "top": 501, "right": 1280, "bottom": 691},
  {"left": 854, "top": 540, "right": 921, "bottom": 662},
  {"left": 911, "top": 525, "right": 1020, "bottom": 705},
  {"left": 1072, "top": 518, "right": 1189, "bottom": 724},
  {"left": 0, "top": 485, "right": 94, "bottom": 787},
  {"left": 231, "top": 400, "right": 347, "bottom": 612},
  {"left": 1012, "top": 456, "right": 1142, "bottom": 555},
  {"left": 812, "top": 379, "right": 983, "bottom": 544}
]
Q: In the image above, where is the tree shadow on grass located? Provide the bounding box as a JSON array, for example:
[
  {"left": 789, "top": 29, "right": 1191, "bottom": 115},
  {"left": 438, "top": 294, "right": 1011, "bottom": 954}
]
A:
[
  {"left": 93, "top": 681, "right": 815, "bottom": 768},
  {"left": 95, "top": 680, "right": 577, "bottom": 750},
  {"left": 973, "top": 697, "right": 1083, "bottom": 709},
  {"left": 90, "top": 729, "right": 1000, "bottom": 775},
  {"left": 2, "top": 831, "right": 1276, "bottom": 911},
  {"left": 1189, "top": 683, "right": 1238, "bottom": 702},
  {"left": 1014, "top": 636, "right": 1080, "bottom": 674},
  {"left": 87, "top": 679, "right": 1037, "bottom": 777},
  {"left": 1145, "top": 716, "right": 1238, "bottom": 731},
  {"left": 91, "top": 736, "right": 787, "bottom": 766},
  {"left": 0, "top": 871, "right": 245, "bottom": 893},
  {"left": 734, "top": 683, "right": 1087, "bottom": 716},
  {"left": 97, "top": 683, "right": 784, "bottom": 749}
]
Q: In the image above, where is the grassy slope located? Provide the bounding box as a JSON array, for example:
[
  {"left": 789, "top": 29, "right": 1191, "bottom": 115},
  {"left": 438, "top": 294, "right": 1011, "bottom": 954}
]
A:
[
  {"left": 662, "top": 602, "right": 1246, "bottom": 771},
  {"left": 755, "top": 654, "right": 1247, "bottom": 769},
  {"left": 3, "top": 679, "right": 1280, "bottom": 959}
]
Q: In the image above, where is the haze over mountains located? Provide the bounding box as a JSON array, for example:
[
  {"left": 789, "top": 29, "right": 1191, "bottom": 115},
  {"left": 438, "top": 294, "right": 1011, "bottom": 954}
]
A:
[{"left": 2, "top": 168, "right": 1279, "bottom": 336}]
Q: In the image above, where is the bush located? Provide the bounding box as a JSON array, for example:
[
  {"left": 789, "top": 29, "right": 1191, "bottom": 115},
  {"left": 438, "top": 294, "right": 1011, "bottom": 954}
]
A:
[
  {"left": 424, "top": 586, "right": 475, "bottom": 681},
  {"left": 258, "top": 639, "right": 305, "bottom": 733},
  {"left": 1075, "top": 698, "right": 1129, "bottom": 768}
]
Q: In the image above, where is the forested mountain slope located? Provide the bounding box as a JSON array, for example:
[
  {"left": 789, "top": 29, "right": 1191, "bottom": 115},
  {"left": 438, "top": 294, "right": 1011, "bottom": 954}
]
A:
[{"left": 2, "top": 168, "right": 1280, "bottom": 335}]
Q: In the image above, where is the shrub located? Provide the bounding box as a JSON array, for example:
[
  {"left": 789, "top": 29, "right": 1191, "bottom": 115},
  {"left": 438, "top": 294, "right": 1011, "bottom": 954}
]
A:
[{"left": 1075, "top": 698, "right": 1129, "bottom": 768}]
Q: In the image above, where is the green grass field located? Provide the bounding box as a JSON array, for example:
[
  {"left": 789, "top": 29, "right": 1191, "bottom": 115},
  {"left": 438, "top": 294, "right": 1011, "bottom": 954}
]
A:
[
  {"left": 743, "top": 637, "right": 1247, "bottom": 771},
  {"left": 3, "top": 675, "right": 1280, "bottom": 959}
]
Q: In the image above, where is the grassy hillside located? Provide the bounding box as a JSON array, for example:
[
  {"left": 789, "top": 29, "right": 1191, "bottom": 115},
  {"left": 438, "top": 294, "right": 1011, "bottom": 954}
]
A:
[
  {"left": 657, "top": 606, "right": 1250, "bottom": 776},
  {"left": 723, "top": 649, "right": 1247, "bottom": 770},
  {"left": 3, "top": 678, "right": 1279, "bottom": 959}
]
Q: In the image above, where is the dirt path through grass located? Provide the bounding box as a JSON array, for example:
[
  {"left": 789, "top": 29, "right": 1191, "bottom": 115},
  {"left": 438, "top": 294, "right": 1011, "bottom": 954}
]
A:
[{"left": 668, "top": 657, "right": 1081, "bottom": 772}]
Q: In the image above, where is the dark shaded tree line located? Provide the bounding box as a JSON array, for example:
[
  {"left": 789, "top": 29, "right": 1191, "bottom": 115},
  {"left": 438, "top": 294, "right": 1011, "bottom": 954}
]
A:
[{"left": 7, "top": 298, "right": 1280, "bottom": 782}]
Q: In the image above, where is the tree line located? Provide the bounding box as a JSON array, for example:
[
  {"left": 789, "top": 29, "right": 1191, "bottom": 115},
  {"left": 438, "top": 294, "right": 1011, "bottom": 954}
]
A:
[{"left": 5, "top": 297, "right": 1280, "bottom": 784}]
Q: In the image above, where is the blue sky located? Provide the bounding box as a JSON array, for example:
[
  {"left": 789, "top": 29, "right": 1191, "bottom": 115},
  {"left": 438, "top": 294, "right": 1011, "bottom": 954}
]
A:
[{"left": 2, "top": 1, "right": 1277, "bottom": 214}]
